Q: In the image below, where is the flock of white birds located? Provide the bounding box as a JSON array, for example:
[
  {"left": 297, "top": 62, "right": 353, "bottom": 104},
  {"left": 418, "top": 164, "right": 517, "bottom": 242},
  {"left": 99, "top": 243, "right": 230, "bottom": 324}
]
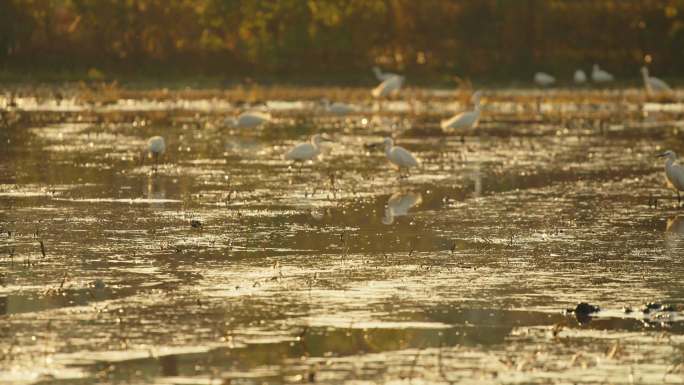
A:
[
  {"left": 143, "top": 65, "right": 684, "bottom": 202},
  {"left": 535, "top": 63, "right": 671, "bottom": 94}
]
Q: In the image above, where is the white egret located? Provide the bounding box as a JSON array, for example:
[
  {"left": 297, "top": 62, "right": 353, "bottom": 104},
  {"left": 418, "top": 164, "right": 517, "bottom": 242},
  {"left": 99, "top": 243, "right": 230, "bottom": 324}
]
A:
[
  {"left": 146, "top": 136, "right": 166, "bottom": 171},
  {"left": 380, "top": 137, "right": 420, "bottom": 176},
  {"left": 225, "top": 110, "right": 271, "bottom": 128},
  {"left": 574, "top": 69, "right": 587, "bottom": 84},
  {"left": 658, "top": 150, "right": 684, "bottom": 204},
  {"left": 591, "top": 64, "right": 614, "bottom": 83},
  {"left": 382, "top": 191, "right": 422, "bottom": 225},
  {"left": 372, "top": 75, "right": 404, "bottom": 98},
  {"left": 641, "top": 67, "right": 671, "bottom": 94},
  {"left": 441, "top": 91, "right": 482, "bottom": 133},
  {"left": 534, "top": 72, "right": 555, "bottom": 87},
  {"left": 285, "top": 134, "right": 329, "bottom": 163},
  {"left": 373, "top": 66, "right": 399, "bottom": 82},
  {"left": 322, "top": 99, "right": 356, "bottom": 115}
]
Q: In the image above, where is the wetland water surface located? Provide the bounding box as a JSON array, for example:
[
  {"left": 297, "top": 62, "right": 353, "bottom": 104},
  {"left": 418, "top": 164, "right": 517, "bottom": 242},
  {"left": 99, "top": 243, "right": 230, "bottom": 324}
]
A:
[{"left": 2, "top": 88, "right": 684, "bottom": 384}]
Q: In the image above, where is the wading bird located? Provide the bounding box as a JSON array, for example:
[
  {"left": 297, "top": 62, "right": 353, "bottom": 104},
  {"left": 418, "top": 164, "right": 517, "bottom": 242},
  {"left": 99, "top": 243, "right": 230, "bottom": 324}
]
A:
[
  {"left": 285, "top": 134, "right": 330, "bottom": 164},
  {"left": 591, "top": 64, "right": 614, "bottom": 83},
  {"left": 534, "top": 72, "right": 555, "bottom": 87},
  {"left": 225, "top": 110, "right": 271, "bottom": 128},
  {"left": 322, "top": 99, "right": 356, "bottom": 115},
  {"left": 372, "top": 75, "right": 404, "bottom": 98},
  {"left": 379, "top": 137, "right": 419, "bottom": 177},
  {"left": 574, "top": 69, "right": 587, "bottom": 84},
  {"left": 641, "top": 67, "right": 671, "bottom": 94},
  {"left": 658, "top": 150, "right": 684, "bottom": 205},
  {"left": 441, "top": 91, "right": 482, "bottom": 134},
  {"left": 373, "top": 66, "right": 400, "bottom": 82},
  {"left": 146, "top": 136, "right": 165, "bottom": 172}
]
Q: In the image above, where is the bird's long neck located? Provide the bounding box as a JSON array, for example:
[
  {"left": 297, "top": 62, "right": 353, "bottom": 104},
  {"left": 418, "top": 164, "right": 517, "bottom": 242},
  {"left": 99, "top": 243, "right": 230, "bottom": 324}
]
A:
[
  {"left": 384, "top": 143, "right": 393, "bottom": 156},
  {"left": 666, "top": 156, "right": 676, "bottom": 168}
]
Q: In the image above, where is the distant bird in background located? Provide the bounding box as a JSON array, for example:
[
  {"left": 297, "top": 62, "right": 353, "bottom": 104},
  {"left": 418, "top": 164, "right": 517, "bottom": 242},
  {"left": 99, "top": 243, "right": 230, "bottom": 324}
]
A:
[
  {"left": 534, "top": 72, "right": 556, "bottom": 87},
  {"left": 591, "top": 64, "right": 614, "bottom": 83},
  {"left": 574, "top": 69, "right": 587, "bottom": 84},
  {"left": 658, "top": 150, "right": 684, "bottom": 205},
  {"left": 146, "top": 136, "right": 166, "bottom": 172},
  {"left": 321, "top": 99, "right": 356, "bottom": 115},
  {"left": 373, "top": 66, "right": 400, "bottom": 82},
  {"left": 372, "top": 75, "right": 404, "bottom": 98},
  {"left": 441, "top": 90, "right": 482, "bottom": 133},
  {"left": 641, "top": 67, "right": 671, "bottom": 94},
  {"left": 285, "top": 134, "right": 329, "bottom": 164},
  {"left": 225, "top": 110, "right": 271, "bottom": 128}
]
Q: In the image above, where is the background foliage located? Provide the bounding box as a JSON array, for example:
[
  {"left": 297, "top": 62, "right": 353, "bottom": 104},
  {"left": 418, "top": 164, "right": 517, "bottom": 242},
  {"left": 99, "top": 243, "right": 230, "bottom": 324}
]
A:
[{"left": 2, "top": 0, "right": 684, "bottom": 83}]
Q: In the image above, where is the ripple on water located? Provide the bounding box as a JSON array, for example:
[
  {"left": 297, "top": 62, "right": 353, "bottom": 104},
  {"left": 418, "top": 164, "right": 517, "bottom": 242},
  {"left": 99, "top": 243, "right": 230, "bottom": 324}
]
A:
[{"left": 3, "top": 89, "right": 684, "bottom": 384}]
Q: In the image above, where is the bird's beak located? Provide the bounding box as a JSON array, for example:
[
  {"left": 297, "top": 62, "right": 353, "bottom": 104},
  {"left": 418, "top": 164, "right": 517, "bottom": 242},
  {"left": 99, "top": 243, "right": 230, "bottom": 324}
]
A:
[
  {"left": 364, "top": 141, "right": 384, "bottom": 150},
  {"left": 657, "top": 152, "right": 667, "bottom": 158}
]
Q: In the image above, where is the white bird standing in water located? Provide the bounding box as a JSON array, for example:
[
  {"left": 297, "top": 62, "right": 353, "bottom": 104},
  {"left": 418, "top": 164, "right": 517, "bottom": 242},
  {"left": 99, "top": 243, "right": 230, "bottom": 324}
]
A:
[
  {"left": 373, "top": 66, "right": 400, "bottom": 82},
  {"left": 441, "top": 91, "right": 482, "bottom": 133},
  {"left": 534, "top": 72, "right": 555, "bottom": 87},
  {"left": 658, "top": 150, "right": 684, "bottom": 205},
  {"left": 322, "top": 99, "right": 356, "bottom": 115},
  {"left": 372, "top": 75, "right": 404, "bottom": 98},
  {"left": 382, "top": 191, "right": 422, "bottom": 225},
  {"left": 591, "top": 64, "right": 614, "bottom": 83},
  {"left": 642, "top": 67, "right": 671, "bottom": 94},
  {"left": 380, "top": 137, "right": 419, "bottom": 176},
  {"left": 574, "top": 69, "right": 587, "bottom": 84},
  {"left": 225, "top": 110, "right": 271, "bottom": 128},
  {"left": 285, "top": 134, "right": 329, "bottom": 163},
  {"left": 146, "top": 136, "right": 166, "bottom": 171}
]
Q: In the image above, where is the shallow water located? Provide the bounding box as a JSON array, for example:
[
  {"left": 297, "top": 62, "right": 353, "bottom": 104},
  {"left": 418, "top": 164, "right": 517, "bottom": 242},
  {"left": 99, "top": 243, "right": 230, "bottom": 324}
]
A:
[{"left": 2, "top": 88, "right": 684, "bottom": 384}]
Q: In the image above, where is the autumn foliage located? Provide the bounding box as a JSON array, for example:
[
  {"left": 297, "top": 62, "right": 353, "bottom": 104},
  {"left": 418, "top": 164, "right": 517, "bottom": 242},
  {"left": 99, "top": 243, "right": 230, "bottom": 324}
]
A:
[{"left": 1, "top": 0, "right": 683, "bottom": 81}]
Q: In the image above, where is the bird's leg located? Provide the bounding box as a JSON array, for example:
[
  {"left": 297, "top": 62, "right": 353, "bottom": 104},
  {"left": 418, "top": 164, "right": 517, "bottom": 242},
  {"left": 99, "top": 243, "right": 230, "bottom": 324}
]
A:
[
  {"left": 678, "top": 191, "right": 681, "bottom": 207},
  {"left": 153, "top": 153, "right": 159, "bottom": 173}
]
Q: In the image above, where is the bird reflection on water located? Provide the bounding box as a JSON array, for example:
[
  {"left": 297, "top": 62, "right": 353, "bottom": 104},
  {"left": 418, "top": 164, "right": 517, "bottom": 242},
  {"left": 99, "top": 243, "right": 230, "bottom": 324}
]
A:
[{"left": 382, "top": 191, "right": 422, "bottom": 225}]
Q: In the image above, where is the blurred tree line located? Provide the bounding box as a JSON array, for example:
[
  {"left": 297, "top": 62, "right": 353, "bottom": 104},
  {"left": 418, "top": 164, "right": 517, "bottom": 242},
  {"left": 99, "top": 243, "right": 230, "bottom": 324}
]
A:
[{"left": 1, "top": 0, "right": 684, "bottom": 83}]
